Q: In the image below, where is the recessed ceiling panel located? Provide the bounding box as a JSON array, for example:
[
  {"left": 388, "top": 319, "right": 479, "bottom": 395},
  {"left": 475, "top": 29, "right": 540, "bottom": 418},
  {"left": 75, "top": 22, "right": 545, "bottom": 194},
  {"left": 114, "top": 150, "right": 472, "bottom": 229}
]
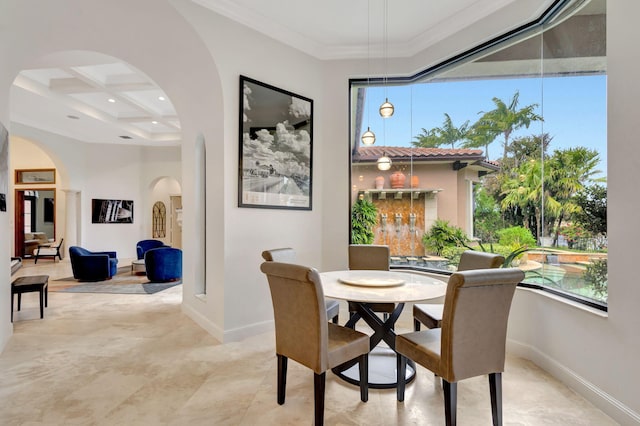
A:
[
  {"left": 68, "top": 92, "right": 141, "bottom": 118},
  {"left": 71, "top": 63, "right": 143, "bottom": 86},
  {"left": 122, "top": 90, "right": 176, "bottom": 116},
  {"left": 20, "top": 68, "right": 74, "bottom": 86}
]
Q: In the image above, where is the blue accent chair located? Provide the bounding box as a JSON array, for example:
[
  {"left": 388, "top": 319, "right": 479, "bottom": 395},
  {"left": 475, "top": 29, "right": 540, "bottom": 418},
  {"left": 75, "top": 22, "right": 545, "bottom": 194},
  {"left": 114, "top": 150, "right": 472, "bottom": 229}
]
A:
[
  {"left": 69, "top": 246, "right": 118, "bottom": 281},
  {"left": 136, "top": 239, "right": 167, "bottom": 260},
  {"left": 145, "top": 247, "right": 182, "bottom": 282}
]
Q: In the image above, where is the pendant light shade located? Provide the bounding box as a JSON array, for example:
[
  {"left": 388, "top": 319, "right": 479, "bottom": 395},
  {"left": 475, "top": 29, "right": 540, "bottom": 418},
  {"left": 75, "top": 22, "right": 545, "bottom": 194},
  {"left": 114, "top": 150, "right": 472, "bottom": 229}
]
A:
[
  {"left": 377, "top": 152, "right": 392, "bottom": 171},
  {"left": 361, "top": 127, "right": 376, "bottom": 145},
  {"left": 379, "top": 98, "right": 394, "bottom": 118}
]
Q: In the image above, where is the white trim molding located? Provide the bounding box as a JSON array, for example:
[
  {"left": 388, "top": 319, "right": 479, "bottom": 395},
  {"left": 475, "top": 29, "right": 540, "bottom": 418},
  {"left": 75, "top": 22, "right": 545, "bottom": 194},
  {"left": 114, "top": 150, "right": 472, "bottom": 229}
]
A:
[{"left": 508, "top": 339, "right": 640, "bottom": 425}]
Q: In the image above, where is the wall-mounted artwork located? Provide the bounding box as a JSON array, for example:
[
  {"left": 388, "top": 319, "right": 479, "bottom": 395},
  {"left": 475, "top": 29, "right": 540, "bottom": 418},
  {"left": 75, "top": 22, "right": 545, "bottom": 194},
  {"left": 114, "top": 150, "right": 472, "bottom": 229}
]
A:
[
  {"left": 238, "top": 75, "right": 313, "bottom": 210},
  {"left": 0, "top": 122, "right": 8, "bottom": 212},
  {"left": 15, "top": 168, "right": 56, "bottom": 184},
  {"left": 91, "top": 199, "right": 134, "bottom": 223}
]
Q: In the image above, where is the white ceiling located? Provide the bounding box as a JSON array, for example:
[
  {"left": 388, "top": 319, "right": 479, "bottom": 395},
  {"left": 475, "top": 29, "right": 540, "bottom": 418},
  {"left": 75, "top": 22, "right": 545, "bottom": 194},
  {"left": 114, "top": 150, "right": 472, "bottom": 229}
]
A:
[
  {"left": 11, "top": 51, "right": 180, "bottom": 146},
  {"left": 193, "top": 0, "right": 555, "bottom": 60},
  {"left": 10, "top": 0, "right": 558, "bottom": 146}
]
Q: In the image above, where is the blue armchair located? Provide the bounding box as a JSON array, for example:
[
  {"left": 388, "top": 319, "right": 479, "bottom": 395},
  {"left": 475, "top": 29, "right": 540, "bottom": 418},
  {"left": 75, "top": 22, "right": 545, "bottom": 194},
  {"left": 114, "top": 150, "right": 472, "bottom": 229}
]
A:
[
  {"left": 69, "top": 246, "right": 118, "bottom": 281},
  {"left": 136, "top": 239, "right": 167, "bottom": 260},
  {"left": 145, "top": 247, "right": 182, "bottom": 282}
]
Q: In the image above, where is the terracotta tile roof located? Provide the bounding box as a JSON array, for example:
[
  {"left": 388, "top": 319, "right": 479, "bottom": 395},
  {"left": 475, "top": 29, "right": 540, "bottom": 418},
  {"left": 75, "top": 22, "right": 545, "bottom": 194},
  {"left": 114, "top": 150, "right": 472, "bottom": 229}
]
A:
[
  {"left": 355, "top": 146, "right": 485, "bottom": 161},
  {"left": 353, "top": 146, "right": 500, "bottom": 172}
]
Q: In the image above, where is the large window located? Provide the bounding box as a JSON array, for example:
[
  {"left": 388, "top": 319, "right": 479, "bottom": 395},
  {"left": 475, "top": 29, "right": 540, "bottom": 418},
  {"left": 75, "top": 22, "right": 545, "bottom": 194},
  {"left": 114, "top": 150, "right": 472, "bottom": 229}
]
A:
[{"left": 350, "top": 0, "right": 607, "bottom": 309}]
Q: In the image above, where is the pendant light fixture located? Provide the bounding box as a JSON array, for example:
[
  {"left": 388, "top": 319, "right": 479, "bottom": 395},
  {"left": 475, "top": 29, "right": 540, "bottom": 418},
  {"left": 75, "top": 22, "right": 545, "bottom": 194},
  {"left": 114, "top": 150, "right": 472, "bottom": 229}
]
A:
[
  {"left": 361, "top": 0, "right": 376, "bottom": 146},
  {"left": 379, "top": 0, "right": 394, "bottom": 119},
  {"left": 377, "top": 151, "right": 392, "bottom": 170}
]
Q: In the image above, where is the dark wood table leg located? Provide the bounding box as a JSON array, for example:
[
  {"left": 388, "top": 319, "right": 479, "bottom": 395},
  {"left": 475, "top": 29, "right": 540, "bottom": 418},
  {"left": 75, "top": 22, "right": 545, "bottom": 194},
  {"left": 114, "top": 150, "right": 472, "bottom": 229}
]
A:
[{"left": 39, "top": 288, "right": 44, "bottom": 318}]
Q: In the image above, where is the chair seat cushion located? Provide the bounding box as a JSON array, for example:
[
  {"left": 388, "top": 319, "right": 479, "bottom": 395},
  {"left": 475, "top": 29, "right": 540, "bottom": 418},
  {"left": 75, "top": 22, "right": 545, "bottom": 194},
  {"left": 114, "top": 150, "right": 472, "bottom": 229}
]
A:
[
  {"left": 413, "top": 303, "right": 444, "bottom": 329},
  {"left": 396, "top": 329, "right": 442, "bottom": 376},
  {"left": 33, "top": 248, "right": 58, "bottom": 256},
  {"left": 327, "top": 323, "right": 369, "bottom": 369}
]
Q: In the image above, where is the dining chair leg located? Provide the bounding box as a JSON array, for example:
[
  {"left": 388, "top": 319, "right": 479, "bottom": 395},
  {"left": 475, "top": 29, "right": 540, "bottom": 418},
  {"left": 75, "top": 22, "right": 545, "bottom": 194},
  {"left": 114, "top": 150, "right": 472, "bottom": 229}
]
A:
[
  {"left": 413, "top": 319, "right": 421, "bottom": 331},
  {"left": 396, "top": 354, "right": 407, "bottom": 401},
  {"left": 489, "top": 372, "right": 502, "bottom": 426},
  {"left": 359, "top": 354, "right": 369, "bottom": 402},
  {"left": 314, "top": 372, "right": 326, "bottom": 426},
  {"left": 277, "top": 354, "right": 287, "bottom": 405},
  {"left": 443, "top": 380, "right": 457, "bottom": 426}
]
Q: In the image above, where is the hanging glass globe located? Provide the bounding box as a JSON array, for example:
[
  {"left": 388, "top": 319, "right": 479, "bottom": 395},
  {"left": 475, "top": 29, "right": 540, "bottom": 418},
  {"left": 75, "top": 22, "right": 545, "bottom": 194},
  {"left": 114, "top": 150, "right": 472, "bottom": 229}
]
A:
[
  {"left": 361, "top": 127, "right": 376, "bottom": 145},
  {"left": 379, "top": 98, "right": 394, "bottom": 118},
  {"left": 377, "top": 154, "right": 392, "bottom": 171}
]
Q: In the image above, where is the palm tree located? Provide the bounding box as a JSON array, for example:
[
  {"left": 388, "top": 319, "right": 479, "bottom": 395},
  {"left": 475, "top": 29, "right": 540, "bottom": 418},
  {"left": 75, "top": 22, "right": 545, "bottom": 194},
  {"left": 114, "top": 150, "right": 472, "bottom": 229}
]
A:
[
  {"left": 546, "top": 147, "right": 602, "bottom": 245},
  {"left": 463, "top": 124, "right": 500, "bottom": 159},
  {"left": 412, "top": 127, "right": 440, "bottom": 148},
  {"left": 500, "top": 158, "right": 561, "bottom": 241},
  {"left": 475, "top": 91, "right": 543, "bottom": 162},
  {"left": 439, "top": 113, "right": 470, "bottom": 149},
  {"left": 412, "top": 113, "right": 470, "bottom": 149}
]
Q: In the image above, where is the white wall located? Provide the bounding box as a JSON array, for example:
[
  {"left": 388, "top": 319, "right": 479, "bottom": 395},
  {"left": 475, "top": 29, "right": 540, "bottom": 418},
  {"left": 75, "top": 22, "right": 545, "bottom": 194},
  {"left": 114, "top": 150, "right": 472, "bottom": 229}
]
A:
[
  {"left": 10, "top": 126, "right": 181, "bottom": 259},
  {"left": 504, "top": 2, "right": 640, "bottom": 423},
  {"left": 1, "top": 1, "right": 639, "bottom": 423}
]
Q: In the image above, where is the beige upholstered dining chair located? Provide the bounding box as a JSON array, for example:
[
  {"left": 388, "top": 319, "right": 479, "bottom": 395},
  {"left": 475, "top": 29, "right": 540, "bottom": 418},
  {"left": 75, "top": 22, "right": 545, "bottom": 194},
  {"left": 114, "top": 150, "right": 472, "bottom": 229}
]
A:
[
  {"left": 396, "top": 267, "right": 524, "bottom": 426},
  {"left": 260, "top": 261, "right": 369, "bottom": 426},
  {"left": 413, "top": 250, "right": 505, "bottom": 331},
  {"left": 262, "top": 248, "right": 340, "bottom": 324},
  {"left": 348, "top": 244, "right": 394, "bottom": 320}
]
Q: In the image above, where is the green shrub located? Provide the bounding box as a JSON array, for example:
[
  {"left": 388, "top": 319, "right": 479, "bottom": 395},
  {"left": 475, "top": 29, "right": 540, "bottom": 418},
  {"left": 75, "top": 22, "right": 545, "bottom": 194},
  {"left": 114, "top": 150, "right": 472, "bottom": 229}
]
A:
[
  {"left": 585, "top": 258, "right": 607, "bottom": 301},
  {"left": 497, "top": 226, "right": 536, "bottom": 248},
  {"left": 422, "top": 219, "right": 471, "bottom": 256},
  {"left": 351, "top": 198, "right": 378, "bottom": 244}
]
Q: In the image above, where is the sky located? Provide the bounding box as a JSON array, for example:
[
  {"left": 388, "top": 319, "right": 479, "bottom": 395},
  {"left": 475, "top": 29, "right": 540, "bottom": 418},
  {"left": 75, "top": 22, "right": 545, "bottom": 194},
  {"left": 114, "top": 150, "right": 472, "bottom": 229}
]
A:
[{"left": 361, "top": 75, "right": 607, "bottom": 175}]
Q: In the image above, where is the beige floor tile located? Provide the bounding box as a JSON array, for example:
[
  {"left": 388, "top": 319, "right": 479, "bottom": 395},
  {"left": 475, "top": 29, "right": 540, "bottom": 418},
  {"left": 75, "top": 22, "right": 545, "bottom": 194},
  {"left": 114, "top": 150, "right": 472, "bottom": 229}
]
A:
[{"left": 1, "top": 259, "right": 617, "bottom": 425}]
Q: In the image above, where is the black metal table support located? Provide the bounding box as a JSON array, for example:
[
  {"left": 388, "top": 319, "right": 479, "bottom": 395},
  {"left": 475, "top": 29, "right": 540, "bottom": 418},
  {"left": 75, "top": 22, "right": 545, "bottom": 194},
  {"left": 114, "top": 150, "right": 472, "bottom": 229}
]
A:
[{"left": 332, "top": 302, "right": 416, "bottom": 389}]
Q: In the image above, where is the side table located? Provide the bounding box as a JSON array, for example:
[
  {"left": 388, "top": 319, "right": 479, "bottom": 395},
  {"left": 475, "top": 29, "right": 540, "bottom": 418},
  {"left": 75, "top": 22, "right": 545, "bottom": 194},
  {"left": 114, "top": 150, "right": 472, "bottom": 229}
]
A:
[
  {"left": 131, "top": 259, "right": 146, "bottom": 275},
  {"left": 11, "top": 275, "right": 49, "bottom": 322}
]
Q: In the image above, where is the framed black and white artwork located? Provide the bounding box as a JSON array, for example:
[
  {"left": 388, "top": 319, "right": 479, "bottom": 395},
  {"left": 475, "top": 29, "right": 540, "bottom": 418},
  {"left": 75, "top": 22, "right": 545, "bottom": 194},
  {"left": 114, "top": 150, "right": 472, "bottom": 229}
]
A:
[
  {"left": 91, "top": 199, "right": 134, "bottom": 223},
  {"left": 238, "top": 75, "right": 313, "bottom": 210}
]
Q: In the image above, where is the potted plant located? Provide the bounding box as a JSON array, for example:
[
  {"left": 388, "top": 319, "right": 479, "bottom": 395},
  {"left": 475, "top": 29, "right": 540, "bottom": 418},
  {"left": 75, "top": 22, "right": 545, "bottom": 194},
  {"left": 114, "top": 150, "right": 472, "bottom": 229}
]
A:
[{"left": 351, "top": 198, "right": 378, "bottom": 244}]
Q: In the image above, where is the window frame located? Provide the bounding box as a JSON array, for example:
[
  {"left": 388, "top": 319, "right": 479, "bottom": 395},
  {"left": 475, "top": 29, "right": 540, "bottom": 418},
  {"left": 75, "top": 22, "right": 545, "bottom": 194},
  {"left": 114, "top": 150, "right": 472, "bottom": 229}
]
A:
[{"left": 348, "top": 0, "right": 607, "bottom": 312}]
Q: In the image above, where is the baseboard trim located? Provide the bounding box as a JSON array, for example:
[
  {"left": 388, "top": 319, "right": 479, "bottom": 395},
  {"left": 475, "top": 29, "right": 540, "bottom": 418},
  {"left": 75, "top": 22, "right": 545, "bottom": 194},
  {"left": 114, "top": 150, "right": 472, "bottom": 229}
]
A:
[
  {"left": 181, "top": 303, "right": 224, "bottom": 342},
  {"left": 508, "top": 339, "right": 640, "bottom": 425},
  {"left": 182, "top": 303, "right": 274, "bottom": 344},
  {"left": 222, "top": 319, "right": 274, "bottom": 343}
]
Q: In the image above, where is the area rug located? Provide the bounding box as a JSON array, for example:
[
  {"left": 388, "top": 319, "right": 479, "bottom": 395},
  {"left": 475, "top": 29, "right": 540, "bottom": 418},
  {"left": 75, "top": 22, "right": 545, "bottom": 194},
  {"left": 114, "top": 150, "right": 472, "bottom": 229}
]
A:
[{"left": 50, "top": 266, "right": 181, "bottom": 295}]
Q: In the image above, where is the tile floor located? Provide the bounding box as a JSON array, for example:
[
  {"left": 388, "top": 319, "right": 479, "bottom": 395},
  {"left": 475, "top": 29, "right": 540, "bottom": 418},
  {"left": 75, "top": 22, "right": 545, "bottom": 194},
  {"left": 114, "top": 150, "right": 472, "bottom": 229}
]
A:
[{"left": 1, "top": 259, "right": 617, "bottom": 425}]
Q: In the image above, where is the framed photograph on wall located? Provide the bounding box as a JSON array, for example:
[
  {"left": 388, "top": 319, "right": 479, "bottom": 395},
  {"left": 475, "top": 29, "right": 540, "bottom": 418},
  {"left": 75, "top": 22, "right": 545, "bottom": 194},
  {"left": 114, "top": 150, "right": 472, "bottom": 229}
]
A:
[
  {"left": 91, "top": 199, "right": 134, "bottom": 223},
  {"left": 238, "top": 75, "right": 313, "bottom": 210},
  {"left": 15, "top": 168, "right": 56, "bottom": 184}
]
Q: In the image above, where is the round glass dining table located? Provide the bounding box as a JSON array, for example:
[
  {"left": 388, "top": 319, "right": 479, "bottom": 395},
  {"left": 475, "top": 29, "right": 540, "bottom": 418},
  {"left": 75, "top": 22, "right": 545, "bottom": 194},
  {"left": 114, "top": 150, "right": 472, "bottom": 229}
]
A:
[{"left": 320, "top": 269, "right": 447, "bottom": 388}]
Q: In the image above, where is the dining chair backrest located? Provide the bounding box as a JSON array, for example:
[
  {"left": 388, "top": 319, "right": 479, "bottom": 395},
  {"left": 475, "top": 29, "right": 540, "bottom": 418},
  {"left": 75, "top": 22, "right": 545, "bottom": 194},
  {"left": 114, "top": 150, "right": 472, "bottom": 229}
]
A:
[
  {"left": 348, "top": 244, "right": 390, "bottom": 270},
  {"left": 260, "top": 261, "right": 328, "bottom": 373},
  {"left": 457, "top": 250, "right": 505, "bottom": 271},
  {"left": 262, "top": 248, "right": 296, "bottom": 263},
  {"left": 440, "top": 267, "right": 524, "bottom": 383}
]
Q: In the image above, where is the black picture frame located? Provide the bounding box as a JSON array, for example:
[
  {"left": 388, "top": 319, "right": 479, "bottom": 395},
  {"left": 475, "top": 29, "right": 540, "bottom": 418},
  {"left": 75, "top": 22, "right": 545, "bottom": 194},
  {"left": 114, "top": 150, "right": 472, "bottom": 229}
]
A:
[
  {"left": 91, "top": 199, "right": 134, "bottom": 223},
  {"left": 238, "top": 75, "right": 313, "bottom": 210}
]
